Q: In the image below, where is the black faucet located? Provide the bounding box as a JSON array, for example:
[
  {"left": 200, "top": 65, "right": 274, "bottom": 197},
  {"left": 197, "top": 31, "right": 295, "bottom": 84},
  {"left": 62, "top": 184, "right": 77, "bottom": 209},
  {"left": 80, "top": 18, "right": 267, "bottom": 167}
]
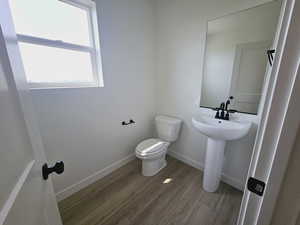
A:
[
  {"left": 215, "top": 102, "right": 225, "bottom": 119},
  {"left": 215, "top": 96, "right": 235, "bottom": 120},
  {"left": 224, "top": 97, "right": 232, "bottom": 120},
  {"left": 220, "top": 102, "right": 225, "bottom": 119}
]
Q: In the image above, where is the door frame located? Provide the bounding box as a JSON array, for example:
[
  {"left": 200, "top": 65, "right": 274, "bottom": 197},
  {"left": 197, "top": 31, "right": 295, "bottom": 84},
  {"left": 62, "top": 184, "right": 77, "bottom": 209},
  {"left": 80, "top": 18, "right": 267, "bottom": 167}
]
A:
[{"left": 238, "top": 0, "right": 300, "bottom": 224}]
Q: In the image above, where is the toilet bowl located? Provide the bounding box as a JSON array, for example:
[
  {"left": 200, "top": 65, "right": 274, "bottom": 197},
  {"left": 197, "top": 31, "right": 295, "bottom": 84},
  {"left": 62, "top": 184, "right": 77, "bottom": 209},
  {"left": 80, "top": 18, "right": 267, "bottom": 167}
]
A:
[
  {"left": 135, "top": 115, "right": 182, "bottom": 176},
  {"left": 135, "top": 138, "right": 170, "bottom": 176}
]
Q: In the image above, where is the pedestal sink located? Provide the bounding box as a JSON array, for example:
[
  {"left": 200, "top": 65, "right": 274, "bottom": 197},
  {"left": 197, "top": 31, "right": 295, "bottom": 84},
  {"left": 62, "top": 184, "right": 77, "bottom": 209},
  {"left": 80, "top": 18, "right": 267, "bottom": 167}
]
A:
[{"left": 192, "top": 115, "right": 251, "bottom": 192}]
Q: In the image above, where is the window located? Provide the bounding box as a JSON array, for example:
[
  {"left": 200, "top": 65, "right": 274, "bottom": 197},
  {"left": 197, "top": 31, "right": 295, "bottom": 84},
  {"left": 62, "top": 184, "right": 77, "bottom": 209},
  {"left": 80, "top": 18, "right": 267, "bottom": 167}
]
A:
[{"left": 9, "top": 0, "right": 103, "bottom": 89}]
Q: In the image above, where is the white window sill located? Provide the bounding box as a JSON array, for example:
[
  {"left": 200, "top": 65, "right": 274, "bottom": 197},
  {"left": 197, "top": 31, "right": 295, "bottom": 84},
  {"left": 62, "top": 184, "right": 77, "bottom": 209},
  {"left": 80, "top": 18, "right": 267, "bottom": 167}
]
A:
[{"left": 28, "top": 82, "right": 103, "bottom": 90}]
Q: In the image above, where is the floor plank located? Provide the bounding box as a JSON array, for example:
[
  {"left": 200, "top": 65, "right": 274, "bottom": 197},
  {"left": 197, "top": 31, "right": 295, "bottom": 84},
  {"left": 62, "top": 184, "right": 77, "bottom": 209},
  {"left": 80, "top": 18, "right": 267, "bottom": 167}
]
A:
[{"left": 59, "top": 156, "right": 243, "bottom": 225}]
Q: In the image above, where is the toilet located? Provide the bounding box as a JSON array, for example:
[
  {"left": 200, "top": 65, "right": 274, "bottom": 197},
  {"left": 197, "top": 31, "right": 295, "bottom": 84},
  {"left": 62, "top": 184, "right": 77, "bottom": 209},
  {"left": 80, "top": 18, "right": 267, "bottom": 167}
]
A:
[{"left": 135, "top": 115, "right": 182, "bottom": 176}]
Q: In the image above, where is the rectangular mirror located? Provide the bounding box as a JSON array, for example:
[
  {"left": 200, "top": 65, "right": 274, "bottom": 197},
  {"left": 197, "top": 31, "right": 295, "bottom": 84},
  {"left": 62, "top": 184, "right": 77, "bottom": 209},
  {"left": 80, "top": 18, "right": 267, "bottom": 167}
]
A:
[{"left": 200, "top": 2, "right": 282, "bottom": 114}]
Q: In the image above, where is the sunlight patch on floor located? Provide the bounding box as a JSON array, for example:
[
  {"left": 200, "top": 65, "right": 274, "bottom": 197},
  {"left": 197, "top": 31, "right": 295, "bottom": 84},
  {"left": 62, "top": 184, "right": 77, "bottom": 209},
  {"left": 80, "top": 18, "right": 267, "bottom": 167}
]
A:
[{"left": 163, "top": 178, "right": 173, "bottom": 184}]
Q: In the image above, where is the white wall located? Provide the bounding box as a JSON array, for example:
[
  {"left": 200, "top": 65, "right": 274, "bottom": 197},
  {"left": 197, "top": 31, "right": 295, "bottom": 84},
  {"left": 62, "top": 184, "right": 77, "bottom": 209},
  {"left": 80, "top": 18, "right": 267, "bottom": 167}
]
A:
[
  {"left": 155, "top": 0, "right": 279, "bottom": 189},
  {"left": 30, "top": 0, "right": 156, "bottom": 198}
]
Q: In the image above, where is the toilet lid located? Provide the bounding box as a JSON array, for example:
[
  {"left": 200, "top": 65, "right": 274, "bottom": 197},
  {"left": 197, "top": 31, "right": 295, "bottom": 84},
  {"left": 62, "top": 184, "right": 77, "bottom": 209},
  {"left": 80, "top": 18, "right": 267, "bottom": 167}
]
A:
[{"left": 136, "top": 139, "right": 167, "bottom": 155}]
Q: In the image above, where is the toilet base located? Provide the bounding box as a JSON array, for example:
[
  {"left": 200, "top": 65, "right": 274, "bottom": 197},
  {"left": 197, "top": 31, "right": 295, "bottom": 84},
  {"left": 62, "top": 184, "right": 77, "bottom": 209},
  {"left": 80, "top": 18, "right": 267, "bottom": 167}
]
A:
[{"left": 142, "top": 155, "right": 167, "bottom": 176}]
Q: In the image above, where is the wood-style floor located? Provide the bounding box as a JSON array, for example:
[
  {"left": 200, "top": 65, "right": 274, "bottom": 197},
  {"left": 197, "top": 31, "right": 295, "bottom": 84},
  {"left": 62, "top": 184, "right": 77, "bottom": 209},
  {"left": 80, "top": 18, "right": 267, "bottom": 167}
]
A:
[{"left": 59, "top": 156, "right": 242, "bottom": 225}]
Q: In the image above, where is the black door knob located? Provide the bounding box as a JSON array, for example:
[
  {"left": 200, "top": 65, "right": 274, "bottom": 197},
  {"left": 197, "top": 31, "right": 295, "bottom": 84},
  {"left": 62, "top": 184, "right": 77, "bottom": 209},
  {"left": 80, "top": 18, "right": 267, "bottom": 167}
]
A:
[{"left": 42, "top": 161, "right": 64, "bottom": 180}]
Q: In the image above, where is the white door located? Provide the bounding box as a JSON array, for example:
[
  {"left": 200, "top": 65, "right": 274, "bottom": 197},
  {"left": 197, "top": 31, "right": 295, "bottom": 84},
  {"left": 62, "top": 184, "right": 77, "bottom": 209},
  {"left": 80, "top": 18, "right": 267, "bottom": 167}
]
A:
[
  {"left": 237, "top": 0, "right": 300, "bottom": 224},
  {"left": 230, "top": 41, "right": 271, "bottom": 114},
  {"left": 0, "top": 1, "right": 63, "bottom": 225}
]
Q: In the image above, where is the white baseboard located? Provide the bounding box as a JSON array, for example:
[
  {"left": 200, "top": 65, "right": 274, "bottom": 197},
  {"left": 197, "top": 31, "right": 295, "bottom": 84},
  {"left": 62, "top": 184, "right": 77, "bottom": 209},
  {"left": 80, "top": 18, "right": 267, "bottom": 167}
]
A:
[
  {"left": 167, "top": 151, "right": 244, "bottom": 191},
  {"left": 168, "top": 150, "right": 203, "bottom": 170},
  {"left": 56, "top": 154, "right": 136, "bottom": 202}
]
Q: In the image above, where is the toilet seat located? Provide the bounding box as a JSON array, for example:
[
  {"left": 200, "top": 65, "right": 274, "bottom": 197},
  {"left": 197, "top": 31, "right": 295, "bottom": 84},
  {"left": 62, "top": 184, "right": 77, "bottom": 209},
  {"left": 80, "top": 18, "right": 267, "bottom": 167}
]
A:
[{"left": 135, "top": 139, "right": 169, "bottom": 159}]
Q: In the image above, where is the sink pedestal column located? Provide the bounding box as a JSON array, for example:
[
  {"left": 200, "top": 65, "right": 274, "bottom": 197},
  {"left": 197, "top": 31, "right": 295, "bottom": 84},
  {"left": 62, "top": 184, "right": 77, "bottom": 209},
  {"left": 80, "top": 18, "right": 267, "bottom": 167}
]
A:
[{"left": 203, "top": 138, "right": 226, "bottom": 192}]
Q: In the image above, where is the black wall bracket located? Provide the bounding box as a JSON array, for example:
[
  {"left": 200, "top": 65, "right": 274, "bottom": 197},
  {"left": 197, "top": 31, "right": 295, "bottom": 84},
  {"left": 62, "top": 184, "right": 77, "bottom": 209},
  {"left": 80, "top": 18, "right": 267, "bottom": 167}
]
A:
[
  {"left": 267, "top": 49, "right": 276, "bottom": 66},
  {"left": 122, "top": 119, "right": 135, "bottom": 126}
]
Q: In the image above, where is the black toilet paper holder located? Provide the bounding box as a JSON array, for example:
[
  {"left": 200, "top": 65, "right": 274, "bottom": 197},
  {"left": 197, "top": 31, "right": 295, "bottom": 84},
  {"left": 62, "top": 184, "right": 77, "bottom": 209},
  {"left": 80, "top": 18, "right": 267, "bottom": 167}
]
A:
[{"left": 122, "top": 119, "right": 135, "bottom": 126}]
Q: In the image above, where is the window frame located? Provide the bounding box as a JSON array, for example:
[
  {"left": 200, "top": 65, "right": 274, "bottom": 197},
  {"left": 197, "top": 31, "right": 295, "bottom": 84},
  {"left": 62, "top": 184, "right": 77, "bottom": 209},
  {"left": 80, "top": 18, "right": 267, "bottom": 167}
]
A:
[{"left": 16, "top": 0, "right": 104, "bottom": 89}]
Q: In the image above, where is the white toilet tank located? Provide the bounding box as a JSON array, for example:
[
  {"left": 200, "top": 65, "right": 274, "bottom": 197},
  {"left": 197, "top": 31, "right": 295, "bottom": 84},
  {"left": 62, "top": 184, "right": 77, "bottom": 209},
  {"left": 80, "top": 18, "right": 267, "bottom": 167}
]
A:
[{"left": 155, "top": 115, "right": 182, "bottom": 142}]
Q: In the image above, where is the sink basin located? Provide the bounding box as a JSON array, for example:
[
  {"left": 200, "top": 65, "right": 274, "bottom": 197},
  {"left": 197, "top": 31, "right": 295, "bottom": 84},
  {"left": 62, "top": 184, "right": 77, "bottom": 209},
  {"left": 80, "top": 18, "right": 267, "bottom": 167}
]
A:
[
  {"left": 192, "top": 114, "right": 252, "bottom": 192},
  {"left": 192, "top": 115, "right": 251, "bottom": 140}
]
